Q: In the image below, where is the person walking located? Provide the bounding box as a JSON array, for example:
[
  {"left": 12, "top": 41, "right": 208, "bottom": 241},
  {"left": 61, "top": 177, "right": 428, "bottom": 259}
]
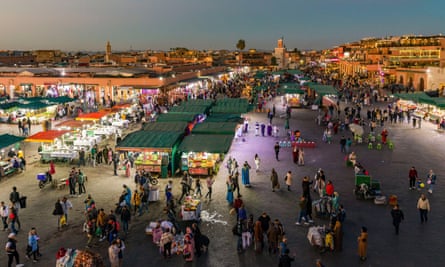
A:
[
  {"left": 254, "top": 154, "right": 261, "bottom": 172},
  {"left": 270, "top": 168, "right": 279, "bottom": 192},
  {"left": 232, "top": 172, "right": 241, "bottom": 197},
  {"left": 285, "top": 171, "right": 292, "bottom": 191},
  {"left": 226, "top": 180, "right": 234, "bottom": 206},
  {"left": 391, "top": 204, "right": 404, "bottom": 235},
  {"left": 0, "top": 201, "right": 9, "bottom": 231},
  {"left": 160, "top": 228, "right": 174, "bottom": 259},
  {"left": 278, "top": 248, "right": 295, "bottom": 267},
  {"left": 194, "top": 177, "right": 203, "bottom": 198},
  {"left": 333, "top": 220, "right": 343, "bottom": 251},
  {"left": 116, "top": 237, "right": 125, "bottom": 267},
  {"left": 357, "top": 226, "right": 368, "bottom": 261},
  {"left": 60, "top": 197, "right": 73, "bottom": 227},
  {"left": 417, "top": 194, "right": 430, "bottom": 223},
  {"left": 426, "top": 169, "right": 437, "bottom": 194},
  {"left": 68, "top": 169, "right": 77, "bottom": 196},
  {"left": 120, "top": 205, "right": 131, "bottom": 234},
  {"left": 9, "top": 186, "right": 21, "bottom": 230},
  {"left": 295, "top": 196, "right": 309, "bottom": 225},
  {"left": 26, "top": 227, "right": 40, "bottom": 262},
  {"left": 408, "top": 166, "right": 418, "bottom": 190},
  {"left": 77, "top": 169, "right": 86, "bottom": 195},
  {"left": 108, "top": 239, "right": 120, "bottom": 267},
  {"left": 297, "top": 148, "right": 305, "bottom": 166},
  {"left": 6, "top": 233, "right": 24, "bottom": 267},
  {"left": 241, "top": 161, "right": 251, "bottom": 188},
  {"left": 340, "top": 135, "right": 346, "bottom": 153},
  {"left": 253, "top": 220, "right": 263, "bottom": 253},
  {"left": 274, "top": 142, "right": 280, "bottom": 161},
  {"left": 49, "top": 160, "right": 56, "bottom": 175},
  {"left": 205, "top": 176, "right": 214, "bottom": 200}
]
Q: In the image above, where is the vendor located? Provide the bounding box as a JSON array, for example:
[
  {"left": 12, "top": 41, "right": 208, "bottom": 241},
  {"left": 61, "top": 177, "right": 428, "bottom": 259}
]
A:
[{"left": 349, "top": 152, "right": 357, "bottom": 165}]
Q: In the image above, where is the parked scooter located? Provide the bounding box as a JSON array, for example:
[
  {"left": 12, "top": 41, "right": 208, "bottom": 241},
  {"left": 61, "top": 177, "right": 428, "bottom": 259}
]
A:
[{"left": 38, "top": 171, "right": 53, "bottom": 189}]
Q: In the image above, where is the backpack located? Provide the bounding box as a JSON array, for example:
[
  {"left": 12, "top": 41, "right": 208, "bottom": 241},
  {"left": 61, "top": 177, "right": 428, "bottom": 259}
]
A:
[
  {"left": 115, "top": 221, "right": 121, "bottom": 232},
  {"left": 53, "top": 202, "right": 64, "bottom": 216}
]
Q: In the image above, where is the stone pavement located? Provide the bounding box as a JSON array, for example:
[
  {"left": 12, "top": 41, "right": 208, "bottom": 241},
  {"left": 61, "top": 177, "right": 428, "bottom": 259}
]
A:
[{"left": 0, "top": 97, "right": 445, "bottom": 267}]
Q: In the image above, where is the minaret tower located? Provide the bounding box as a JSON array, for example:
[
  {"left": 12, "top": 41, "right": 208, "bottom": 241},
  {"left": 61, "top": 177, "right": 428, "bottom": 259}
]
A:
[{"left": 105, "top": 41, "right": 111, "bottom": 63}]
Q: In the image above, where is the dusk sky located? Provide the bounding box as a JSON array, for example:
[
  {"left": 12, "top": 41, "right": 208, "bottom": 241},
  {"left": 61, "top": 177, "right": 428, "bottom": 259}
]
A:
[{"left": 1, "top": 0, "right": 443, "bottom": 51}]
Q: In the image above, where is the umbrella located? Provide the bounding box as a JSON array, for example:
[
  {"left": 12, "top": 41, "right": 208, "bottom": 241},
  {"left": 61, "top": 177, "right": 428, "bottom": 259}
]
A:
[{"left": 349, "top": 123, "right": 364, "bottom": 136}]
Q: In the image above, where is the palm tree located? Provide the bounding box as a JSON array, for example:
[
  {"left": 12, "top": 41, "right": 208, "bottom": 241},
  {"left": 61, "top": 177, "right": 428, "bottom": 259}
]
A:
[{"left": 236, "top": 39, "right": 246, "bottom": 66}]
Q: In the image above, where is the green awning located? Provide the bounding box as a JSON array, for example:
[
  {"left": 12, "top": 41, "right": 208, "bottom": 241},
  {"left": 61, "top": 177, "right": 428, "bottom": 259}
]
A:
[
  {"left": 17, "top": 102, "right": 50, "bottom": 110},
  {"left": 143, "top": 121, "right": 188, "bottom": 132},
  {"left": 168, "top": 105, "right": 209, "bottom": 114},
  {"left": 212, "top": 98, "right": 249, "bottom": 114},
  {"left": 178, "top": 134, "right": 234, "bottom": 153},
  {"left": 393, "top": 92, "right": 434, "bottom": 103},
  {"left": 433, "top": 98, "right": 445, "bottom": 109},
  {"left": 309, "top": 84, "right": 338, "bottom": 96},
  {"left": 47, "top": 96, "right": 76, "bottom": 104},
  {"left": 0, "top": 102, "right": 19, "bottom": 111},
  {"left": 0, "top": 134, "right": 25, "bottom": 149},
  {"left": 192, "top": 122, "right": 239, "bottom": 135},
  {"left": 117, "top": 131, "right": 183, "bottom": 150},
  {"left": 156, "top": 113, "right": 197, "bottom": 122},
  {"left": 205, "top": 113, "right": 243, "bottom": 123},
  {"left": 183, "top": 99, "right": 215, "bottom": 108}
]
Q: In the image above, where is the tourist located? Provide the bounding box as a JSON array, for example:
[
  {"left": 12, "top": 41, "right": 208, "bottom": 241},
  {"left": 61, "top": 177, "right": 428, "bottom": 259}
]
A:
[
  {"left": 278, "top": 248, "right": 295, "bottom": 267},
  {"left": 120, "top": 205, "right": 131, "bottom": 234},
  {"left": 6, "top": 233, "right": 24, "bottom": 267},
  {"left": 254, "top": 153, "right": 261, "bottom": 172},
  {"left": 60, "top": 197, "right": 73, "bottom": 226},
  {"left": 270, "top": 168, "right": 279, "bottom": 192},
  {"left": 116, "top": 237, "right": 125, "bottom": 266},
  {"left": 357, "top": 226, "right": 368, "bottom": 261},
  {"left": 295, "top": 196, "right": 309, "bottom": 226},
  {"left": 285, "top": 171, "right": 292, "bottom": 191},
  {"left": 408, "top": 166, "right": 418, "bottom": 190},
  {"left": 297, "top": 147, "right": 305, "bottom": 166},
  {"left": 253, "top": 220, "right": 263, "bottom": 253},
  {"left": 391, "top": 204, "right": 404, "bottom": 235},
  {"left": 266, "top": 222, "right": 278, "bottom": 254},
  {"left": 0, "top": 201, "right": 8, "bottom": 231},
  {"left": 194, "top": 177, "right": 202, "bottom": 197},
  {"left": 226, "top": 180, "right": 234, "bottom": 205},
  {"left": 333, "top": 220, "right": 343, "bottom": 251},
  {"left": 241, "top": 161, "right": 251, "bottom": 187},
  {"left": 160, "top": 228, "right": 173, "bottom": 259},
  {"left": 232, "top": 172, "right": 241, "bottom": 197},
  {"left": 274, "top": 142, "right": 280, "bottom": 161},
  {"left": 108, "top": 239, "right": 120, "bottom": 267},
  {"left": 9, "top": 186, "right": 21, "bottom": 229},
  {"left": 205, "top": 176, "right": 214, "bottom": 200},
  {"left": 417, "top": 194, "right": 430, "bottom": 223},
  {"left": 77, "top": 169, "right": 86, "bottom": 195}
]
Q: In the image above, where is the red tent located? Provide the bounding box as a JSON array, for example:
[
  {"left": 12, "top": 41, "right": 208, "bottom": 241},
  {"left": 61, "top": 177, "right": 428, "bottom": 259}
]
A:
[
  {"left": 75, "top": 111, "right": 112, "bottom": 121},
  {"left": 54, "top": 119, "right": 93, "bottom": 129},
  {"left": 25, "top": 130, "right": 71, "bottom": 143}
]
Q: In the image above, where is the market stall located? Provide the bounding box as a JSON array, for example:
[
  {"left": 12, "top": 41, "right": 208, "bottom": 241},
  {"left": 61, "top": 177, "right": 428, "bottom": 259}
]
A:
[
  {"left": 277, "top": 84, "right": 305, "bottom": 108},
  {"left": 116, "top": 131, "right": 184, "bottom": 178},
  {"left": 211, "top": 98, "right": 249, "bottom": 114},
  {"left": 181, "top": 196, "right": 202, "bottom": 221},
  {"left": 56, "top": 247, "right": 105, "bottom": 267},
  {"left": 54, "top": 119, "right": 94, "bottom": 131},
  {"left": 0, "top": 134, "right": 26, "bottom": 177},
  {"left": 25, "top": 130, "right": 75, "bottom": 162},
  {"left": 178, "top": 134, "right": 234, "bottom": 175}
]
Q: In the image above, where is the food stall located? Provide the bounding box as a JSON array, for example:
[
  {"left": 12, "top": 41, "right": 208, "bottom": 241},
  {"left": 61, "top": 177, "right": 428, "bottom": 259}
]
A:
[
  {"left": 278, "top": 83, "right": 305, "bottom": 108},
  {"left": 181, "top": 196, "right": 202, "bottom": 221},
  {"left": 25, "top": 130, "right": 75, "bottom": 163},
  {"left": 0, "top": 134, "right": 26, "bottom": 177},
  {"left": 116, "top": 131, "right": 184, "bottom": 178},
  {"left": 178, "top": 134, "right": 234, "bottom": 176},
  {"left": 56, "top": 247, "right": 105, "bottom": 267}
]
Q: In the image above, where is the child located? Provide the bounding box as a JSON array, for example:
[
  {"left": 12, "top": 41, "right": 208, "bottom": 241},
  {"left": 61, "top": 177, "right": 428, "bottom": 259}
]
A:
[{"left": 324, "top": 230, "right": 334, "bottom": 252}]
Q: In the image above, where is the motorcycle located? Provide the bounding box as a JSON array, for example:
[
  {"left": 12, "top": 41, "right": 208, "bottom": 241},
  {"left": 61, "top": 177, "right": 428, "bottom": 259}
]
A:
[
  {"left": 141, "top": 170, "right": 158, "bottom": 185},
  {"left": 38, "top": 171, "right": 53, "bottom": 189}
]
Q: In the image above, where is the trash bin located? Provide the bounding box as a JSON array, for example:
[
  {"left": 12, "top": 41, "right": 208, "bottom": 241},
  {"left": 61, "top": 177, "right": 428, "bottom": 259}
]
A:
[{"left": 19, "top": 196, "right": 27, "bottom": 209}]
